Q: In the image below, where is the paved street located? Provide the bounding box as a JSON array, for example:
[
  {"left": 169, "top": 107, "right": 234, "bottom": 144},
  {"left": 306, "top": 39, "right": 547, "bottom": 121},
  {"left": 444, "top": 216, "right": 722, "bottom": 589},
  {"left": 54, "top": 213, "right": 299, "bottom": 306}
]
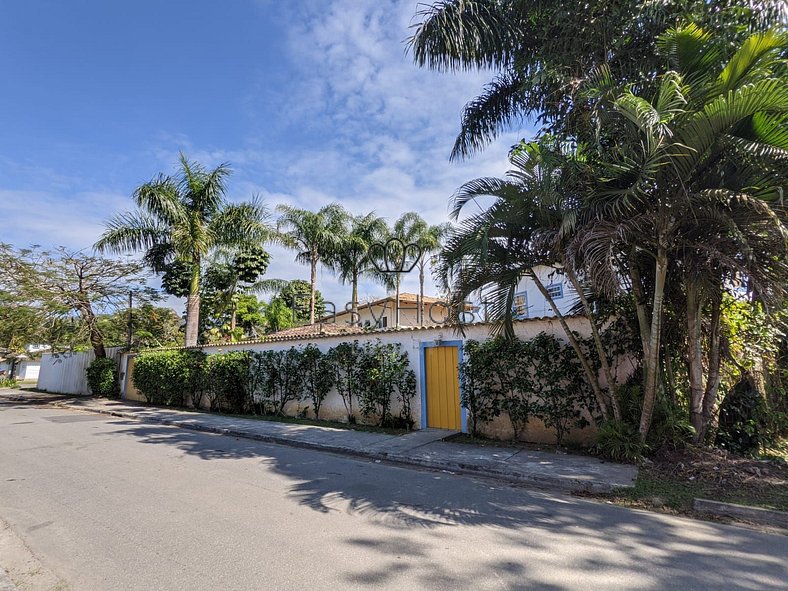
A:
[{"left": 1, "top": 400, "right": 786, "bottom": 591}]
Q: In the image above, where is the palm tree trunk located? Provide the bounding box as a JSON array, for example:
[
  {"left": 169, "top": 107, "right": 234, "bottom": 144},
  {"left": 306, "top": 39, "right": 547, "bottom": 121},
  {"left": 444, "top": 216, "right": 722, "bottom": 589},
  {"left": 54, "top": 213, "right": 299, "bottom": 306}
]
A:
[
  {"left": 532, "top": 273, "right": 610, "bottom": 421},
  {"left": 419, "top": 261, "right": 425, "bottom": 327},
  {"left": 639, "top": 248, "right": 668, "bottom": 440},
  {"left": 700, "top": 299, "right": 722, "bottom": 442},
  {"left": 629, "top": 248, "right": 651, "bottom": 358},
  {"left": 395, "top": 273, "right": 401, "bottom": 328},
  {"left": 351, "top": 270, "right": 359, "bottom": 325},
  {"left": 565, "top": 267, "right": 621, "bottom": 420},
  {"left": 185, "top": 255, "right": 201, "bottom": 347},
  {"left": 309, "top": 255, "right": 317, "bottom": 325},
  {"left": 686, "top": 281, "right": 705, "bottom": 440}
]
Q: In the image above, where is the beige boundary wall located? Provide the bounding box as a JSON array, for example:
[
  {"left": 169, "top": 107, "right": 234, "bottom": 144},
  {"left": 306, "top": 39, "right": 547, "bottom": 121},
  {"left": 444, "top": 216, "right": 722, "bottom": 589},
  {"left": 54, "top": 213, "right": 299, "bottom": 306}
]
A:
[{"left": 121, "top": 316, "right": 620, "bottom": 445}]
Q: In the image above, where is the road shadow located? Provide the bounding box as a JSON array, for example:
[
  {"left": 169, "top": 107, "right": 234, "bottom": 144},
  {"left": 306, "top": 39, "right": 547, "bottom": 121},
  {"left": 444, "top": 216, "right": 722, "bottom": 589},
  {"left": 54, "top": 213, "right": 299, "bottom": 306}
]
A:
[{"left": 93, "top": 419, "right": 788, "bottom": 590}]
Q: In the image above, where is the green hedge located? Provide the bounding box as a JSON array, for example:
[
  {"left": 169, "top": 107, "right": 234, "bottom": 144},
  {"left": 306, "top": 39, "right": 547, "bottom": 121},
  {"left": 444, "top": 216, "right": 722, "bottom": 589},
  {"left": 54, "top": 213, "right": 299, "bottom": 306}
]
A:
[
  {"left": 129, "top": 341, "right": 417, "bottom": 427},
  {"left": 132, "top": 350, "right": 206, "bottom": 406},
  {"left": 86, "top": 357, "right": 119, "bottom": 398},
  {"left": 460, "top": 333, "right": 595, "bottom": 444}
]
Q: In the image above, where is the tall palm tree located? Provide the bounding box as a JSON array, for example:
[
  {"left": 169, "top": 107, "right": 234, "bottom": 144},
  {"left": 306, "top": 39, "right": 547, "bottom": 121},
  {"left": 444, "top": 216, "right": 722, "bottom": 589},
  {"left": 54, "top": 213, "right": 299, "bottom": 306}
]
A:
[
  {"left": 331, "top": 212, "right": 391, "bottom": 323},
  {"left": 392, "top": 213, "right": 451, "bottom": 326},
  {"left": 581, "top": 25, "right": 788, "bottom": 439},
  {"left": 276, "top": 204, "right": 347, "bottom": 324},
  {"left": 94, "top": 154, "right": 274, "bottom": 347},
  {"left": 438, "top": 141, "right": 621, "bottom": 422}
]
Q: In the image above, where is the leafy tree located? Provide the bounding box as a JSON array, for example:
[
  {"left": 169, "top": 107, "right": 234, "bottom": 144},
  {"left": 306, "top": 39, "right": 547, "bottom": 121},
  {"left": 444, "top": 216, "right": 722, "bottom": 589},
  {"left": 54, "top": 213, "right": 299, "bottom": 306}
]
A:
[
  {"left": 581, "top": 26, "right": 788, "bottom": 439},
  {"left": 265, "top": 280, "right": 326, "bottom": 332},
  {"left": 438, "top": 26, "right": 788, "bottom": 442},
  {"left": 97, "top": 304, "right": 183, "bottom": 350},
  {"left": 0, "top": 245, "right": 156, "bottom": 358},
  {"left": 95, "top": 154, "right": 274, "bottom": 346},
  {"left": 277, "top": 204, "right": 347, "bottom": 324}
]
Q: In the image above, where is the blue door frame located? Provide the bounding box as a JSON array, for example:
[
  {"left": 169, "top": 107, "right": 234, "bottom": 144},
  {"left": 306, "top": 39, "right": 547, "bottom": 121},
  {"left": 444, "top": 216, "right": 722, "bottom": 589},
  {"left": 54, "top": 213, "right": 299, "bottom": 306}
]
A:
[{"left": 419, "top": 340, "right": 467, "bottom": 432}]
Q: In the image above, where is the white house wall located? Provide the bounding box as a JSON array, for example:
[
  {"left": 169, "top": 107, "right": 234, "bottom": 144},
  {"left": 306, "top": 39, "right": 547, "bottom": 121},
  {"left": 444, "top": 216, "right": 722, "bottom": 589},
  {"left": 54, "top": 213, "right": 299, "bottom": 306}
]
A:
[
  {"left": 121, "top": 317, "right": 595, "bottom": 444},
  {"left": 513, "top": 265, "right": 577, "bottom": 318}
]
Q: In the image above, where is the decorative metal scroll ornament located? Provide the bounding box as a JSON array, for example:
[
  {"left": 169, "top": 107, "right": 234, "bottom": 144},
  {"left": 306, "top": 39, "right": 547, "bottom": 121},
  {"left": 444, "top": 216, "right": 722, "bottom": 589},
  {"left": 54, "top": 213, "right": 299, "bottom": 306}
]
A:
[{"left": 368, "top": 238, "right": 423, "bottom": 274}]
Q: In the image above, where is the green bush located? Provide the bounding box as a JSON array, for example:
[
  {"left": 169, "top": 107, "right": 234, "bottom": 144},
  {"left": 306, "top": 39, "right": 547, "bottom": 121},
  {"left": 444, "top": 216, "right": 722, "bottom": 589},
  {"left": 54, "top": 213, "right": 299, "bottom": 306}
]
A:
[
  {"left": 249, "top": 348, "right": 304, "bottom": 415},
  {"left": 204, "top": 351, "right": 252, "bottom": 413},
  {"left": 86, "top": 357, "right": 119, "bottom": 397},
  {"left": 460, "top": 340, "right": 502, "bottom": 437},
  {"left": 595, "top": 420, "right": 646, "bottom": 463},
  {"left": 357, "top": 341, "right": 416, "bottom": 428},
  {"left": 327, "top": 341, "right": 364, "bottom": 423},
  {"left": 300, "top": 344, "right": 334, "bottom": 420},
  {"left": 132, "top": 350, "right": 206, "bottom": 406},
  {"left": 0, "top": 376, "right": 19, "bottom": 388},
  {"left": 460, "top": 333, "right": 596, "bottom": 443}
]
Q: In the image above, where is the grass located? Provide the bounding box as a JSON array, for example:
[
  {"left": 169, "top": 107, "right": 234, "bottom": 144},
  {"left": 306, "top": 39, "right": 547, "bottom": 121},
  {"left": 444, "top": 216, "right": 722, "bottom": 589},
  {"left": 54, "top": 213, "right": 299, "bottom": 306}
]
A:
[{"left": 594, "top": 441, "right": 788, "bottom": 516}]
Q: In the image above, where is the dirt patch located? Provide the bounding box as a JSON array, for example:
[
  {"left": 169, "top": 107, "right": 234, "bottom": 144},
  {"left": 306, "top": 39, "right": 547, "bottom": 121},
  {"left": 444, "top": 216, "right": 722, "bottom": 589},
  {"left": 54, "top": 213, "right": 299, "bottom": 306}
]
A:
[{"left": 647, "top": 446, "right": 788, "bottom": 509}]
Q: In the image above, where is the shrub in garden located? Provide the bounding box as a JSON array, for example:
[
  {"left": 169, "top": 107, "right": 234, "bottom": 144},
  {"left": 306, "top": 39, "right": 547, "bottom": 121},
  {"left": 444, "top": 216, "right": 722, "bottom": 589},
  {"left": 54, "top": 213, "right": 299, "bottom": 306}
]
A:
[
  {"left": 204, "top": 351, "right": 252, "bottom": 413},
  {"left": 86, "top": 357, "right": 120, "bottom": 397},
  {"left": 487, "top": 337, "right": 534, "bottom": 441},
  {"left": 249, "top": 348, "right": 304, "bottom": 415},
  {"left": 594, "top": 420, "right": 645, "bottom": 463},
  {"left": 132, "top": 349, "right": 206, "bottom": 406},
  {"left": 357, "top": 341, "right": 416, "bottom": 428},
  {"left": 528, "top": 333, "right": 593, "bottom": 447},
  {"left": 300, "top": 344, "right": 334, "bottom": 420},
  {"left": 327, "top": 341, "right": 364, "bottom": 423},
  {"left": 459, "top": 340, "right": 501, "bottom": 437},
  {"left": 460, "top": 334, "right": 597, "bottom": 443}
]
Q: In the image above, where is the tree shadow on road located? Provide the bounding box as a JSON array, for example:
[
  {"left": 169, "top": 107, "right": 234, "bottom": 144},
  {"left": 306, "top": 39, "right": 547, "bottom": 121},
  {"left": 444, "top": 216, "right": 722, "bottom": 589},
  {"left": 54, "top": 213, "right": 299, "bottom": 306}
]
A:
[{"left": 102, "top": 420, "right": 788, "bottom": 590}]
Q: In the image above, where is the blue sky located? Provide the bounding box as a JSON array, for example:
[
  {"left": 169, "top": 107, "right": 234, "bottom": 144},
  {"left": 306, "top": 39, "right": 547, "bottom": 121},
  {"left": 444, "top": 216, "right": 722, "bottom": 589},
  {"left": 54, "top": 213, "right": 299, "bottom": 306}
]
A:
[{"left": 0, "top": 0, "right": 528, "bottom": 308}]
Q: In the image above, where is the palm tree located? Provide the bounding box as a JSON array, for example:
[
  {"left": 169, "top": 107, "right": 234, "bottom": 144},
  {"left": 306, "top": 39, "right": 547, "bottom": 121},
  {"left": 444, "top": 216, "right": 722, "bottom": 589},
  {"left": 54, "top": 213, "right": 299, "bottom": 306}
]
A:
[
  {"left": 438, "top": 141, "right": 621, "bottom": 421},
  {"left": 408, "top": 1, "right": 785, "bottom": 160},
  {"left": 276, "top": 204, "right": 347, "bottom": 324},
  {"left": 581, "top": 25, "right": 788, "bottom": 439},
  {"left": 94, "top": 154, "right": 274, "bottom": 347},
  {"left": 330, "top": 212, "right": 391, "bottom": 323},
  {"left": 392, "top": 213, "right": 451, "bottom": 326}
]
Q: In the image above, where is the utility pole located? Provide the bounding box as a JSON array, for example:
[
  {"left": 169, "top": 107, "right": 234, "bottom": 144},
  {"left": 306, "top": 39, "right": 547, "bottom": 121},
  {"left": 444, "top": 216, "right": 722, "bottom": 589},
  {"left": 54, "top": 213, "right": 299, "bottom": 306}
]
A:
[{"left": 127, "top": 291, "right": 133, "bottom": 349}]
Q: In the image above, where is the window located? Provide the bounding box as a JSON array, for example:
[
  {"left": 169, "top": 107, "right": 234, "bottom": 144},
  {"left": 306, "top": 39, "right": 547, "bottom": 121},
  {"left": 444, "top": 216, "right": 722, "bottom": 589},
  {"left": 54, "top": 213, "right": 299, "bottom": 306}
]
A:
[
  {"left": 380, "top": 316, "right": 388, "bottom": 328},
  {"left": 546, "top": 283, "right": 564, "bottom": 299},
  {"left": 512, "top": 291, "right": 528, "bottom": 319}
]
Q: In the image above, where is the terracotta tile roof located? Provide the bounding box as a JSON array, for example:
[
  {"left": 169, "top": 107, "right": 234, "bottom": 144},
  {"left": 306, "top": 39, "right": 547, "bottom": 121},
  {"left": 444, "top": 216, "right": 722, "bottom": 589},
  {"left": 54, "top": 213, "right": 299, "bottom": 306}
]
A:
[
  {"left": 264, "top": 323, "right": 362, "bottom": 339},
  {"left": 139, "top": 314, "right": 583, "bottom": 351}
]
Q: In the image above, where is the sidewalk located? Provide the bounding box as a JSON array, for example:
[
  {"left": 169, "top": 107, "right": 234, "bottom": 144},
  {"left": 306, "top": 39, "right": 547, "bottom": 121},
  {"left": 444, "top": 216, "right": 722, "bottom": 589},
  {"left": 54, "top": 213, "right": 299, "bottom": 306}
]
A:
[{"left": 1, "top": 390, "right": 637, "bottom": 493}]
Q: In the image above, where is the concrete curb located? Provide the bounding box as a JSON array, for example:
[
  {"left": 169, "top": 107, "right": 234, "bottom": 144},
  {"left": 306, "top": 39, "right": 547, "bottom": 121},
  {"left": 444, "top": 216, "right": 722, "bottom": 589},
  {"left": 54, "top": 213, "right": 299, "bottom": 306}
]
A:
[
  {"left": 54, "top": 401, "right": 622, "bottom": 494},
  {"left": 693, "top": 499, "right": 788, "bottom": 529}
]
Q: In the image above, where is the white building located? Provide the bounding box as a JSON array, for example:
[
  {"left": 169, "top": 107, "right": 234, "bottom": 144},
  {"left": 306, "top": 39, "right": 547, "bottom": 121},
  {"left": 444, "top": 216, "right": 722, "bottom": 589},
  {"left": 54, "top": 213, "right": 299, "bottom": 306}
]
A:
[{"left": 509, "top": 265, "right": 577, "bottom": 319}]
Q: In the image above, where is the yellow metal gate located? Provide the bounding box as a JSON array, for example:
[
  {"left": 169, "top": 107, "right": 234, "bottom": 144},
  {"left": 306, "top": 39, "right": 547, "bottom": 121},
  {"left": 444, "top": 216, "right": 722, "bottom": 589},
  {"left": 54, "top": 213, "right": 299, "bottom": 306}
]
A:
[{"left": 424, "top": 345, "right": 461, "bottom": 430}]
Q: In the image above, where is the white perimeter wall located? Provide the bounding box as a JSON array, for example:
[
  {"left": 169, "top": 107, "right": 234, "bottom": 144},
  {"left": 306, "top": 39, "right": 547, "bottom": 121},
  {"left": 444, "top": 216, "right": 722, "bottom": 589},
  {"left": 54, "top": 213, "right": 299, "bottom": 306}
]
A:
[
  {"left": 37, "top": 348, "right": 124, "bottom": 395},
  {"left": 121, "top": 317, "right": 597, "bottom": 443}
]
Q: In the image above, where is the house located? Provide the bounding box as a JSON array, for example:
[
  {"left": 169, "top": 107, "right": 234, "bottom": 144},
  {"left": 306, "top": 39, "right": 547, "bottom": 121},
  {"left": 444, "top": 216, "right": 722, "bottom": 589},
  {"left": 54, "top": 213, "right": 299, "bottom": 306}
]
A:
[
  {"left": 508, "top": 265, "right": 577, "bottom": 319},
  {"left": 323, "top": 292, "right": 451, "bottom": 329}
]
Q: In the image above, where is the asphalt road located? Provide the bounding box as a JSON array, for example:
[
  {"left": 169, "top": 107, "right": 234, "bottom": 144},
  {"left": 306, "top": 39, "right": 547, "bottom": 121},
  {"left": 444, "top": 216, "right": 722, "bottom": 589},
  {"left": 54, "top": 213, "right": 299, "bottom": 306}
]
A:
[{"left": 1, "top": 401, "right": 786, "bottom": 591}]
